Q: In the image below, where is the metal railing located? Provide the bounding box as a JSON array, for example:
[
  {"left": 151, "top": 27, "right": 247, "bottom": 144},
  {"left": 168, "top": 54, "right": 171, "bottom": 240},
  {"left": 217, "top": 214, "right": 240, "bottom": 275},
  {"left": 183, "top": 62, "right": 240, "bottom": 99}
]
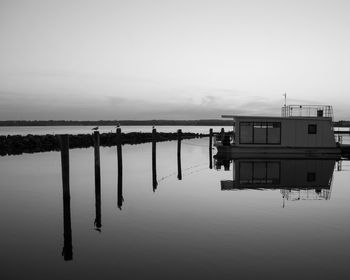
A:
[
  {"left": 281, "top": 105, "right": 333, "bottom": 120},
  {"left": 335, "top": 135, "right": 343, "bottom": 144},
  {"left": 281, "top": 189, "right": 331, "bottom": 201}
]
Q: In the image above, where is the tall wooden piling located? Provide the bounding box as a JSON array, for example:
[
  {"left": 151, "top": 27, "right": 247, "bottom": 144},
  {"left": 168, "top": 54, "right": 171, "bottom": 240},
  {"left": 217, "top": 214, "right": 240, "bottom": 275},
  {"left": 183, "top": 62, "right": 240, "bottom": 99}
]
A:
[
  {"left": 177, "top": 129, "right": 182, "bottom": 180},
  {"left": 59, "top": 134, "right": 73, "bottom": 261},
  {"left": 224, "top": 159, "right": 230, "bottom": 171},
  {"left": 94, "top": 131, "right": 101, "bottom": 188},
  {"left": 220, "top": 127, "right": 225, "bottom": 144},
  {"left": 152, "top": 128, "right": 158, "bottom": 191},
  {"left": 93, "top": 131, "right": 101, "bottom": 230},
  {"left": 117, "top": 162, "right": 123, "bottom": 210},
  {"left": 209, "top": 128, "right": 213, "bottom": 169},
  {"left": 116, "top": 127, "right": 123, "bottom": 209}
]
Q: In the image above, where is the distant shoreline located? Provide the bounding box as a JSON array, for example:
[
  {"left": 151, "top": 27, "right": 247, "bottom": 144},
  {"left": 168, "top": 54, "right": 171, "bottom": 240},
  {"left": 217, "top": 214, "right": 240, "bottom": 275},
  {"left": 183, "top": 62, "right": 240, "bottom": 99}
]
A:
[
  {"left": 0, "top": 120, "right": 234, "bottom": 127},
  {"left": 1, "top": 119, "right": 349, "bottom": 127}
]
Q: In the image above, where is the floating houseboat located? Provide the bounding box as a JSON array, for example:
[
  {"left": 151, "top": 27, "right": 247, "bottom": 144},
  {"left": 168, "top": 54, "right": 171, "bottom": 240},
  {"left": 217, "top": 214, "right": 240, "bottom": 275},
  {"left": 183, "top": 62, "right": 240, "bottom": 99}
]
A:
[{"left": 215, "top": 105, "right": 342, "bottom": 158}]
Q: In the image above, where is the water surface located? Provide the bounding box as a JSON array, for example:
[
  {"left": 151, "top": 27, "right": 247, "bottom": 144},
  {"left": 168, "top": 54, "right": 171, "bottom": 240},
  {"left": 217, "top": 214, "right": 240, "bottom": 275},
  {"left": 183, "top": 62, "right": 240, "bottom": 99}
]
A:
[{"left": 0, "top": 136, "right": 350, "bottom": 279}]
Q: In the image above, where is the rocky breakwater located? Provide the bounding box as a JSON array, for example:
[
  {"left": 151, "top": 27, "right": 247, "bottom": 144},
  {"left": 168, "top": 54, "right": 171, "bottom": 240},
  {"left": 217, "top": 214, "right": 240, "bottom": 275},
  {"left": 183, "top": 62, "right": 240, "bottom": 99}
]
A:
[{"left": 0, "top": 131, "right": 207, "bottom": 156}]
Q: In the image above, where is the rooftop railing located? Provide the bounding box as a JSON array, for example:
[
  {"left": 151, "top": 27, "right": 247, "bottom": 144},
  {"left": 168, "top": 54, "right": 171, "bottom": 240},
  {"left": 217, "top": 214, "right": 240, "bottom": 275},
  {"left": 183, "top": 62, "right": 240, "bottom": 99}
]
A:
[{"left": 281, "top": 105, "right": 333, "bottom": 120}]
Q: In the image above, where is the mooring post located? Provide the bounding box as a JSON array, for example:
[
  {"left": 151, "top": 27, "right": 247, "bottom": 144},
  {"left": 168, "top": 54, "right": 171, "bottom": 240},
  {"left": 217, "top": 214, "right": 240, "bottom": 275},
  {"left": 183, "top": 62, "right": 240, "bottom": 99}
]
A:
[
  {"left": 116, "top": 127, "right": 123, "bottom": 209},
  {"left": 116, "top": 126, "right": 122, "bottom": 166},
  {"left": 220, "top": 127, "right": 225, "bottom": 143},
  {"left": 337, "top": 160, "right": 342, "bottom": 171},
  {"left": 209, "top": 128, "right": 213, "bottom": 169},
  {"left": 93, "top": 131, "right": 101, "bottom": 231},
  {"left": 209, "top": 128, "right": 213, "bottom": 148},
  {"left": 224, "top": 159, "right": 230, "bottom": 171},
  {"left": 117, "top": 158, "right": 123, "bottom": 210},
  {"left": 152, "top": 127, "right": 158, "bottom": 191},
  {"left": 177, "top": 129, "right": 182, "bottom": 180},
  {"left": 94, "top": 131, "right": 101, "bottom": 185},
  {"left": 59, "top": 134, "right": 73, "bottom": 261}
]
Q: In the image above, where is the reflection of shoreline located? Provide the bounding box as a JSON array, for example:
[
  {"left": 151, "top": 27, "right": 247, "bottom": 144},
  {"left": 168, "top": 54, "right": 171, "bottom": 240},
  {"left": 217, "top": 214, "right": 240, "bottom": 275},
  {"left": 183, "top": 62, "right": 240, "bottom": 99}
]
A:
[{"left": 216, "top": 156, "right": 336, "bottom": 203}]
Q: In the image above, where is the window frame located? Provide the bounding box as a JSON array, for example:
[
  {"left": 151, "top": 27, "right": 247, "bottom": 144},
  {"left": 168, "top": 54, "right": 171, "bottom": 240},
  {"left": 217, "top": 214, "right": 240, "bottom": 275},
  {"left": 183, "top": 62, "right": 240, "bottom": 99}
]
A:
[
  {"left": 308, "top": 124, "right": 317, "bottom": 134},
  {"left": 238, "top": 161, "right": 281, "bottom": 185},
  {"left": 239, "top": 121, "right": 281, "bottom": 145},
  {"left": 307, "top": 172, "right": 316, "bottom": 182},
  {"left": 239, "top": 122, "right": 253, "bottom": 144}
]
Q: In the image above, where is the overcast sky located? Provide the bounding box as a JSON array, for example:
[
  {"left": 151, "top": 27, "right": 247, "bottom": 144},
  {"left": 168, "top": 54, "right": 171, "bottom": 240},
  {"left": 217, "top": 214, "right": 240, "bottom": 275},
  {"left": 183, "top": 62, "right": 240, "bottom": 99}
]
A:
[{"left": 0, "top": 0, "right": 349, "bottom": 120}]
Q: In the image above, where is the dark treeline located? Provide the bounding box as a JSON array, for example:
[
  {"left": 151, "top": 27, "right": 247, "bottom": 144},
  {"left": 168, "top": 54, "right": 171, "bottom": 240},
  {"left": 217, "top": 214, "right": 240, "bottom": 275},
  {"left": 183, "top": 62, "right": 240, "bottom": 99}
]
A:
[
  {"left": 334, "top": 121, "right": 350, "bottom": 127},
  {"left": 0, "top": 131, "right": 207, "bottom": 156},
  {"left": 0, "top": 119, "right": 233, "bottom": 127},
  {"left": 1, "top": 119, "right": 350, "bottom": 127}
]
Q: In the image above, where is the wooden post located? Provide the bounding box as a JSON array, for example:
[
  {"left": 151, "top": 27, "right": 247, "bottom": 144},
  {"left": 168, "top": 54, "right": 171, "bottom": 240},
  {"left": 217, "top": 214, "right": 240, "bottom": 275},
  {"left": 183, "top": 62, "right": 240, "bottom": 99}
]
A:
[
  {"left": 116, "top": 127, "right": 123, "bottom": 209},
  {"left": 220, "top": 127, "right": 225, "bottom": 142},
  {"left": 209, "top": 128, "right": 213, "bottom": 169},
  {"left": 94, "top": 131, "right": 101, "bottom": 187},
  {"left": 224, "top": 159, "right": 230, "bottom": 171},
  {"left": 177, "top": 129, "right": 182, "bottom": 180},
  {"left": 59, "top": 134, "right": 73, "bottom": 261},
  {"left": 152, "top": 128, "right": 158, "bottom": 191},
  {"left": 337, "top": 160, "right": 342, "bottom": 171},
  {"left": 93, "top": 131, "right": 101, "bottom": 231}
]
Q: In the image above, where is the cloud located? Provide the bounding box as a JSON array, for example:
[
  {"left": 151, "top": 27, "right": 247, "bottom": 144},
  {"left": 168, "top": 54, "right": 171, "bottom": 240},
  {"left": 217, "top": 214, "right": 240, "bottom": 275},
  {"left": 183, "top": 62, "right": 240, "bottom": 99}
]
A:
[
  {"left": 105, "top": 96, "right": 128, "bottom": 105},
  {"left": 0, "top": 87, "right": 348, "bottom": 120},
  {"left": 0, "top": 90, "right": 276, "bottom": 120}
]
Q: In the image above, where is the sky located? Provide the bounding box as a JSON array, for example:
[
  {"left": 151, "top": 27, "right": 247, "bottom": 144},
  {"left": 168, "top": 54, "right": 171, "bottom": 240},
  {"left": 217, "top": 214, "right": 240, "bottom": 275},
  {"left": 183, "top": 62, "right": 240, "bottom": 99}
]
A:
[{"left": 0, "top": 0, "right": 349, "bottom": 120}]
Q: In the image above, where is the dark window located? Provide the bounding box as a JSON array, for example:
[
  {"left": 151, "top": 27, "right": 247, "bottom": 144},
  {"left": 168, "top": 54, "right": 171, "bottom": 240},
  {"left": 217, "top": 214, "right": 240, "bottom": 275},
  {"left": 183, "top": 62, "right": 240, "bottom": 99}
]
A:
[
  {"left": 267, "top": 122, "right": 281, "bottom": 144},
  {"left": 308, "top": 124, "right": 317, "bottom": 134},
  {"left": 239, "top": 122, "right": 253, "bottom": 144},
  {"left": 253, "top": 122, "right": 267, "bottom": 144},
  {"left": 239, "top": 122, "right": 281, "bottom": 144},
  {"left": 239, "top": 161, "right": 280, "bottom": 184},
  {"left": 307, "top": 172, "right": 316, "bottom": 182}
]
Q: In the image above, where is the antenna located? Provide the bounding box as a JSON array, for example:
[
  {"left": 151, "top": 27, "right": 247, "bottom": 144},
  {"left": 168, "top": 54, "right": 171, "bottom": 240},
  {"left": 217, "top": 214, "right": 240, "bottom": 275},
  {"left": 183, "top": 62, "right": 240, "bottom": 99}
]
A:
[{"left": 283, "top": 92, "right": 287, "bottom": 107}]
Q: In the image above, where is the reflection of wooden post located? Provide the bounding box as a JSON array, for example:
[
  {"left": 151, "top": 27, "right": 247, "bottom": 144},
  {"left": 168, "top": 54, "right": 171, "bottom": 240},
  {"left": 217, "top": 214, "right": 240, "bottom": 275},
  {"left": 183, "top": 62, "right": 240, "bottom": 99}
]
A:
[
  {"left": 209, "top": 128, "right": 213, "bottom": 169},
  {"left": 116, "top": 127, "right": 123, "bottom": 209},
  {"left": 59, "top": 134, "right": 73, "bottom": 261},
  {"left": 224, "top": 159, "right": 230, "bottom": 171},
  {"left": 177, "top": 129, "right": 182, "bottom": 180},
  {"left": 93, "top": 131, "right": 101, "bottom": 231},
  {"left": 152, "top": 128, "right": 158, "bottom": 191}
]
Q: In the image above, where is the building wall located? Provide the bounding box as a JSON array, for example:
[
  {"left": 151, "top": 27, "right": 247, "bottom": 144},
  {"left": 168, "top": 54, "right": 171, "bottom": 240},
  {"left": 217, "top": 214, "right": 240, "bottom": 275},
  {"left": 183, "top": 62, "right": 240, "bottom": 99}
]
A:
[
  {"left": 279, "top": 159, "right": 335, "bottom": 187},
  {"left": 235, "top": 117, "right": 336, "bottom": 148}
]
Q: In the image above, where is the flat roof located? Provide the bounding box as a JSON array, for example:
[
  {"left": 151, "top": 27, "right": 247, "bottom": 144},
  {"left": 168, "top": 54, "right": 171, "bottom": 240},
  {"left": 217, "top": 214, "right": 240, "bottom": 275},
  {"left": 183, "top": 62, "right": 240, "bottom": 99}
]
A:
[{"left": 222, "top": 115, "right": 333, "bottom": 121}]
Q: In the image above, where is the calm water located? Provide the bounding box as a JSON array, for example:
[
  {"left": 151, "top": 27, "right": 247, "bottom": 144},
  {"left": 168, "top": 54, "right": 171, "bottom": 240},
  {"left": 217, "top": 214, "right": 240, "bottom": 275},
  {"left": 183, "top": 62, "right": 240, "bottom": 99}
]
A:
[
  {"left": 0, "top": 125, "right": 233, "bottom": 136},
  {"left": 1, "top": 134, "right": 350, "bottom": 279}
]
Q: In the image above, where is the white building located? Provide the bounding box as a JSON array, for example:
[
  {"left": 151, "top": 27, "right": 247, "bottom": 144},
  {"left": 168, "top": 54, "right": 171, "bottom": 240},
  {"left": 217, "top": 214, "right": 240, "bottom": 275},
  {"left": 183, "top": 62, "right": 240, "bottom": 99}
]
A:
[{"left": 217, "top": 105, "right": 340, "bottom": 157}]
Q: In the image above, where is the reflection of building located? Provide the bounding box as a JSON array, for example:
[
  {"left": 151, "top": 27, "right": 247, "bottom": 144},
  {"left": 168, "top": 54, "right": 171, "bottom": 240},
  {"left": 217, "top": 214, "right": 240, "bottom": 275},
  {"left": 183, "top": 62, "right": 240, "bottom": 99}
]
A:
[
  {"left": 280, "top": 188, "right": 331, "bottom": 201},
  {"left": 217, "top": 157, "right": 336, "bottom": 202}
]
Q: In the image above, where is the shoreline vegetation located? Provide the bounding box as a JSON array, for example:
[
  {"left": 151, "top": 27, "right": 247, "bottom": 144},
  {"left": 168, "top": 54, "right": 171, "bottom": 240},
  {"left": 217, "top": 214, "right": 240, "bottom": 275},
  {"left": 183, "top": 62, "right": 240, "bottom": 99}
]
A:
[
  {"left": 0, "top": 119, "right": 233, "bottom": 126},
  {"left": 0, "top": 131, "right": 208, "bottom": 156}
]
